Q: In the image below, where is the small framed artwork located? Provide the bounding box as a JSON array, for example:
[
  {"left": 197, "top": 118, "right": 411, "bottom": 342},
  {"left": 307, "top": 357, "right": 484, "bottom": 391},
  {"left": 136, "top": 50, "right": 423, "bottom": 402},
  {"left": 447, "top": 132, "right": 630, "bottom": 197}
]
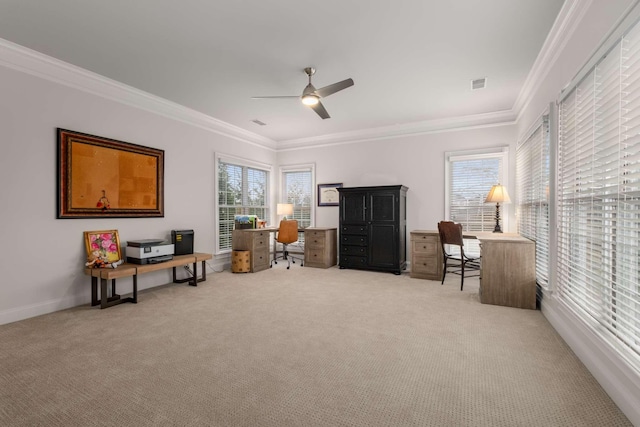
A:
[
  {"left": 84, "top": 230, "right": 122, "bottom": 264},
  {"left": 318, "top": 183, "right": 343, "bottom": 206}
]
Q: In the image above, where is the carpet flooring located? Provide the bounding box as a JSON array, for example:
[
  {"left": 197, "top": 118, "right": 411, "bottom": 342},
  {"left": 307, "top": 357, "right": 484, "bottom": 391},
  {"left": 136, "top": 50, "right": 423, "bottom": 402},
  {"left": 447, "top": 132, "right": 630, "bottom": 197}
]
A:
[{"left": 0, "top": 265, "right": 632, "bottom": 426}]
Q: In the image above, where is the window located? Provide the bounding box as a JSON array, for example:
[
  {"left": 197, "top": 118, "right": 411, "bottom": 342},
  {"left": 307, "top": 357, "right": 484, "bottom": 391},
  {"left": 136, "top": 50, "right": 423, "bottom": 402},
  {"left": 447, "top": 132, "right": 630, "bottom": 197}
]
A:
[
  {"left": 516, "top": 116, "right": 550, "bottom": 288},
  {"left": 280, "top": 164, "right": 315, "bottom": 244},
  {"left": 557, "top": 20, "right": 640, "bottom": 366},
  {"left": 281, "top": 165, "right": 314, "bottom": 229},
  {"left": 445, "top": 148, "right": 509, "bottom": 233},
  {"left": 216, "top": 155, "right": 270, "bottom": 252}
]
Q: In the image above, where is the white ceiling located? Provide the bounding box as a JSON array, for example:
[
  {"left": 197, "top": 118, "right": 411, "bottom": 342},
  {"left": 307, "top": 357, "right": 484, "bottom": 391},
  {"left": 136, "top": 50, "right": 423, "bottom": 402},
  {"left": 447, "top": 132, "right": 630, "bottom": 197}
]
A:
[{"left": 0, "top": 0, "right": 565, "bottom": 145}]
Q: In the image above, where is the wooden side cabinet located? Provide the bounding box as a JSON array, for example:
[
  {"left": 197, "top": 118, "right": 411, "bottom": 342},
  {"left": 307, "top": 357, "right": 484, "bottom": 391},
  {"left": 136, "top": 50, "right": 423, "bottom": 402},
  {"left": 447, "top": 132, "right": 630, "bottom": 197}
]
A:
[
  {"left": 479, "top": 235, "right": 536, "bottom": 309},
  {"left": 232, "top": 229, "right": 270, "bottom": 272},
  {"left": 304, "top": 227, "right": 337, "bottom": 268},
  {"left": 410, "top": 230, "right": 442, "bottom": 280}
]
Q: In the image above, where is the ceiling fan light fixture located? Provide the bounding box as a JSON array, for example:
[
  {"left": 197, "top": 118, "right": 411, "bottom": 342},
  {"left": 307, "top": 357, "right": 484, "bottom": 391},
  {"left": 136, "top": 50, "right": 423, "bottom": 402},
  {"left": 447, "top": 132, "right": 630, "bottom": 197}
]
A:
[
  {"left": 252, "top": 67, "right": 352, "bottom": 119},
  {"left": 301, "top": 94, "right": 319, "bottom": 106}
]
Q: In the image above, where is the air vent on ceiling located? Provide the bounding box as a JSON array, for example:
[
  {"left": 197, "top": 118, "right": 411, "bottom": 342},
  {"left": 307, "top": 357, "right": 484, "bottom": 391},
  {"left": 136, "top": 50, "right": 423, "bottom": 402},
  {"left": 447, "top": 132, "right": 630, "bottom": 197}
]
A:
[
  {"left": 251, "top": 119, "right": 267, "bottom": 126},
  {"left": 471, "top": 77, "right": 487, "bottom": 90}
]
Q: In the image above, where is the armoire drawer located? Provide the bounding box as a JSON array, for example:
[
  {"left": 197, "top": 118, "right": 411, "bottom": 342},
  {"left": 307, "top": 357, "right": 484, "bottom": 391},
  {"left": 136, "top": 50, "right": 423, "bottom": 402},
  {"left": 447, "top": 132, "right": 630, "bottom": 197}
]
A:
[
  {"left": 341, "top": 225, "right": 368, "bottom": 235},
  {"left": 341, "top": 235, "right": 367, "bottom": 246},
  {"left": 340, "top": 255, "right": 368, "bottom": 268},
  {"left": 341, "top": 245, "right": 367, "bottom": 256}
]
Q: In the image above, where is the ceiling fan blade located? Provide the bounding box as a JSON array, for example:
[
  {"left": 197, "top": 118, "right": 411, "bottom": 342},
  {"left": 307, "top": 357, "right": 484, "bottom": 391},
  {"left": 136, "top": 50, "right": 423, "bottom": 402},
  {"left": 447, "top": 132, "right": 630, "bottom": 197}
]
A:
[
  {"left": 315, "top": 78, "right": 354, "bottom": 98},
  {"left": 310, "top": 101, "right": 330, "bottom": 119},
  {"left": 251, "top": 96, "right": 299, "bottom": 99}
]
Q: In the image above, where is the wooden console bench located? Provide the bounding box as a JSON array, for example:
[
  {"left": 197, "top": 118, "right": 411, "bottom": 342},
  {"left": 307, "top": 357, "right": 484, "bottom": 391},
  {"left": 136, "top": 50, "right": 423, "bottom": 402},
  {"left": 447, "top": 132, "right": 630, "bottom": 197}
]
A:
[{"left": 84, "top": 252, "right": 213, "bottom": 309}]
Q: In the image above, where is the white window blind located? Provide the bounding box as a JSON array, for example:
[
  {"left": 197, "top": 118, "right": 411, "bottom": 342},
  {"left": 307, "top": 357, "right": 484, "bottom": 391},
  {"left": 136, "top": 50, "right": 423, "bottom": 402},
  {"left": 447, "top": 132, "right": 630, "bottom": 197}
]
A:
[
  {"left": 217, "top": 158, "right": 269, "bottom": 251},
  {"left": 557, "top": 21, "right": 640, "bottom": 364},
  {"left": 516, "top": 117, "right": 550, "bottom": 288},
  {"left": 447, "top": 151, "right": 507, "bottom": 232}
]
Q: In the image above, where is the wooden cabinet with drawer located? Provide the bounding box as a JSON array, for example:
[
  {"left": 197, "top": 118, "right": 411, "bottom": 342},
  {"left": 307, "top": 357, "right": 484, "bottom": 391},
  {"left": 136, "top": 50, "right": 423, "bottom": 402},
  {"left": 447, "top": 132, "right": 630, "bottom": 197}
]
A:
[
  {"left": 410, "top": 230, "right": 443, "bottom": 280},
  {"left": 232, "top": 229, "right": 271, "bottom": 272},
  {"left": 304, "top": 227, "right": 337, "bottom": 268}
]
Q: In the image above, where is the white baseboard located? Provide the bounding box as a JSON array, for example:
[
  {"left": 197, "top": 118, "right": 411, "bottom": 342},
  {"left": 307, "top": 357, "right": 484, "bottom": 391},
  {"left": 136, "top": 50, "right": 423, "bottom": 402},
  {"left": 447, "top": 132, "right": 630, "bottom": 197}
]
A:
[
  {"left": 0, "top": 295, "right": 86, "bottom": 325},
  {"left": 1, "top": 259, "right": 228, "bottom": 326},
  {"left": 542, "top": 298, "right": 640, "bottom": 425}
]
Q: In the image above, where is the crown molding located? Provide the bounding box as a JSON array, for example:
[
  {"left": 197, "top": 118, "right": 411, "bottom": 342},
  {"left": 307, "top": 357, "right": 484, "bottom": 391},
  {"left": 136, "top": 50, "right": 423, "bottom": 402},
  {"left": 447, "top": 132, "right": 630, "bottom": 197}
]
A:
[
  {"left": 3, "top": 8, "right": 587, "bottom": 154},
  {"left": 513, "top": 0, "right": 592, "bottom": 121},
  {"left": 276, "top": 110, "right": 517, "bottom": 151},
  {"left": 1, "top": 36, "right": 513, "bottom": 152},
  {"left": 0, "top": 38, "right": 277, "bottom": 151}
]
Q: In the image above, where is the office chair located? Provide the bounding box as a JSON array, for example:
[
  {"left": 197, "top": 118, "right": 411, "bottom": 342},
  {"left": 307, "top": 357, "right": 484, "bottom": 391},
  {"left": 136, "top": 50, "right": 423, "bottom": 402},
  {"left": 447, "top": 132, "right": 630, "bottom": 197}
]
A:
[
  {"left": 271, "top": 219, "right": 303, "bottom": 269},
  {"left": 437, "top": 221, "right": 480, "bottom": 291}
]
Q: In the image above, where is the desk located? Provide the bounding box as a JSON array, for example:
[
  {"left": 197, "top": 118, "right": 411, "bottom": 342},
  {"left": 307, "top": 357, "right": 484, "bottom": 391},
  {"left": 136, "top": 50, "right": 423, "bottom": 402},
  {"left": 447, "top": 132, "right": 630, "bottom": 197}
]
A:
[
  {"left": 84, "top": 252, "right": 212, "bottom": 309},
  {"left": 474, "top": 233, "right": 536, "bottom": 309},
  {"left": 410, "top": 230, "right": 536, "bottom": 309},
  {"left": 232, "top": 227, "right": 337, "bottom": 272},
  {"left": 232, "top": 228, "right": 273, "bottom": 272}
]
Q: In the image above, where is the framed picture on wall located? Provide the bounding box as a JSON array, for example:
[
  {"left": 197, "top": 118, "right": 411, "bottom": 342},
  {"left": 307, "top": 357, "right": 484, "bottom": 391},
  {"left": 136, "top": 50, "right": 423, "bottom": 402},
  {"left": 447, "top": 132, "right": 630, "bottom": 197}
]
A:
[
  {"left": 57, "top": 128, "right": 165, "bottom": 218},
  {"left": 317, "top": 183, "right": 343, "bottom": 206}
]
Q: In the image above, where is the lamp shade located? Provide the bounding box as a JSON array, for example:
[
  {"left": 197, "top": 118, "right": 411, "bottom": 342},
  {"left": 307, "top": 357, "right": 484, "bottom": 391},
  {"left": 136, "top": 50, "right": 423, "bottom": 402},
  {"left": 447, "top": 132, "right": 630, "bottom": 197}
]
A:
[
  {"left": 277, "top": 203, "right": 294, "bottom": 216},
  {"left": 485, "top": 184, "right": 511, "bottom": 204}
]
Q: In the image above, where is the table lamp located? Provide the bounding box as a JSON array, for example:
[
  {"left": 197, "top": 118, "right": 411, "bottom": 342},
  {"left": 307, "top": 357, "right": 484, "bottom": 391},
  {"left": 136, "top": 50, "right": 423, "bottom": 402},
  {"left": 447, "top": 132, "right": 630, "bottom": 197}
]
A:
[
  {"left": 277, "top": 203, "right": 294, "bottom": 220},
  {"left": 485, "top": 184, "right": 511, "bottom": 233}
]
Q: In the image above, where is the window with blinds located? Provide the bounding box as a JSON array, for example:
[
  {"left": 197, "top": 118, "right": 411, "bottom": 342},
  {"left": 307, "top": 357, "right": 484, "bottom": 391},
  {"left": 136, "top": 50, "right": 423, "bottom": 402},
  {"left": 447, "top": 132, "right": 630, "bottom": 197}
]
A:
[
  {"left": 282, "top": 165, "right": 314, "bottom": 244},
  {"left": 217, "top": 158, "right": 269, "bottom": 251},
  {"left": 447, "top": 150, "right": 507, "bottom": 232},
  {"left": 557, "top": 21, "right": 640, "bottom": 364},
  {"left": 516, "top": 117, "right": 550, "bottom": 288},
  {"left": 283, "top": 171, "right": 312, "bottom": 227}
]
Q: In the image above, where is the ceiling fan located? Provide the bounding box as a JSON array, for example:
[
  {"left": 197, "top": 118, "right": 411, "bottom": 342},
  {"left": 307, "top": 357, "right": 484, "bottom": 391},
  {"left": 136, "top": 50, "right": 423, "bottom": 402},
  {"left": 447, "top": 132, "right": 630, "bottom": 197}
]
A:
[{"left": 252, "top": 67, "right": 354, "bottom": 119}]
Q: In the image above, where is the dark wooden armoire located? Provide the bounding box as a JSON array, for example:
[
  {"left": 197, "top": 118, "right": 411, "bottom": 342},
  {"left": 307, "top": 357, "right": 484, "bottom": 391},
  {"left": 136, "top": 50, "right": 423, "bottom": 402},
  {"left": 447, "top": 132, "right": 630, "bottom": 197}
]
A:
[{"left": 337, "top": 185, "right": 408, "bottom": 275}]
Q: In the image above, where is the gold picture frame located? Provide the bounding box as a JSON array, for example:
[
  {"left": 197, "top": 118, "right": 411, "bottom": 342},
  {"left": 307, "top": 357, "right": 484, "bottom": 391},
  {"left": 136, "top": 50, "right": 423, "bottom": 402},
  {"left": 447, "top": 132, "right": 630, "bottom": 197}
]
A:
[
  {"left": 83, "top": 230, "right": 122, "bottom": 263},
  {"left": 57, "top": 128, "right": 164, "bottom": 218}
]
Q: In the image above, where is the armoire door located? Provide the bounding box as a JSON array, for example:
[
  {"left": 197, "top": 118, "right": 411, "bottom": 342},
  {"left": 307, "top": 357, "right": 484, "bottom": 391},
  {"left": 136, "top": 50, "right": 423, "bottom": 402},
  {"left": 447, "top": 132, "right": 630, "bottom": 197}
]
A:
[
  {"left": 340, "top": 192, "right": 366, "bottom": 223},
  {"left": 369, "top": 223, "right": 397, "bottom": 268},
  {"left": 368, "top": 191, "right": 396, "bottom": 222},
  {"left": 367, "top": 190, "right": 398, "bottom": 268}
]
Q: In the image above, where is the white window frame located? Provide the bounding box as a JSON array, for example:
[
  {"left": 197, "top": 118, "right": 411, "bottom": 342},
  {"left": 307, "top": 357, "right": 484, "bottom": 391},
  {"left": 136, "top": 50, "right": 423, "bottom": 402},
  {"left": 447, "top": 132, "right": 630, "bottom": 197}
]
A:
[
  {"left": 214, "top": 152, "right": 272, "bottom": 254},
  {"left": 279, "top": 163, "right": 316, "bottom": 229},
  {"left": 555, "top": 8, "right": 640, "bottom": 370},
  {"left": 516, "top": 113, "right": 551, "bottom": 289},
  {"left": 445, "top": 147, "right": 510, "bottom": 232}
]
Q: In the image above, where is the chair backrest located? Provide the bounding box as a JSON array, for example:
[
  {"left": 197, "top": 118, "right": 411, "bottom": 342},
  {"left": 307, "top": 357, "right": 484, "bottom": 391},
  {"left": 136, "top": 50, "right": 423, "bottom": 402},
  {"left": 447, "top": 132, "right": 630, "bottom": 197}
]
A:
[
  {"left": 277, "top": 219, "right": 299, "bottom": 244},
  {"left": 437, "top": 221, "right": 464, "bottom": 250}
]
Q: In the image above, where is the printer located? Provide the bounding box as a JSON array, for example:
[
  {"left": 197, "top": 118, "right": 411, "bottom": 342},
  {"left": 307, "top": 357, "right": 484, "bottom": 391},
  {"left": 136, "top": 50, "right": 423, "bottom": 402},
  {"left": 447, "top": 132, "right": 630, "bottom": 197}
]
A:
[{"left": 126, "top": 239, "right": 174, "bottom": 264}]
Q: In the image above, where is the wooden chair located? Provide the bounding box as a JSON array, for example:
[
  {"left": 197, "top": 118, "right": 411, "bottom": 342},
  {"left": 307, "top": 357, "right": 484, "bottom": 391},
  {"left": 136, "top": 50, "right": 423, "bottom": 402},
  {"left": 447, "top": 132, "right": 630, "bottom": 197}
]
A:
[
  {"left": 271, "top": 219, "right": 303, "bottom": 269},
  {"left": 437, "top": 221, "right": 480, "bottom": 290}
]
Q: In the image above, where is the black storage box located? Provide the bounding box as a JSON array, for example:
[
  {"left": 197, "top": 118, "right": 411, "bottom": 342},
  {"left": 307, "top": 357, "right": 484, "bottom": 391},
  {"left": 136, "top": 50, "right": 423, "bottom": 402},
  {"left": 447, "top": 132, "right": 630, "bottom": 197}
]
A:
[{"left": 171, "top": 229, "right": 194, "bottom": 255}]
